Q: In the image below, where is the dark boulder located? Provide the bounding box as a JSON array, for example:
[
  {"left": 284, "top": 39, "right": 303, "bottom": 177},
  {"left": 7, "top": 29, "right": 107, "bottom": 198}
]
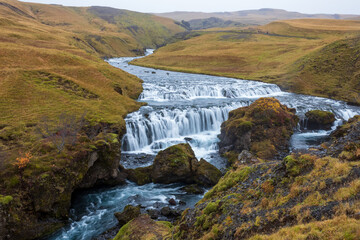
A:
[
  {"left": 126, "top": 143, "right": 222, "bottom": 187},
  {"left": 194, "top": 159, "right": 223, "bottom": 186},
  {"left": 126, "top": 166, "right": 152, "bottom": 185},
  {"left": 305, "top": 110, "right": 335, "bottom": 130},
  {"left": 181, "top": 184, "right": 204, "bottom": 194},
  {"left": 114, "top": 205, "right": 141, "bottom": 227}
]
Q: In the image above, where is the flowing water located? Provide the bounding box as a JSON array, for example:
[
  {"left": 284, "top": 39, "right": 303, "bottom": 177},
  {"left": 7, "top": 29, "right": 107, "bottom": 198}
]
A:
[{"left": 48, "top": 50, "right": 360, "bottom": 240}]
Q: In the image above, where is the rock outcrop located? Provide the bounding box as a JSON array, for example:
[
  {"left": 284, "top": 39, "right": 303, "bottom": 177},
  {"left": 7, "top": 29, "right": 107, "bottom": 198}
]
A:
[
  {"left": 0, "top": 123, "right": 128, "bottom": 240},
  {"left": 305, "top": 110, "right": 335, "bottom": 130},
  {"left": 219, "top": 97, "right": 298, "bottom": 161},
  {"left": 169, "top": 116, "right": 360, "bottom": 239},
  {"left": 127, "top": 143, "right": 222, "bottom": 187}
]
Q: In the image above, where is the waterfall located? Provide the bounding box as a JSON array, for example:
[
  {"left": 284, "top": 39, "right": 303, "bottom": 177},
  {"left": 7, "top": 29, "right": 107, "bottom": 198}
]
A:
[
  {"left": 139, "top": 82, "right": 282, "bottom": 101},
  {"left": 122, "top": 102, "right": 248, "bottom": 152}
]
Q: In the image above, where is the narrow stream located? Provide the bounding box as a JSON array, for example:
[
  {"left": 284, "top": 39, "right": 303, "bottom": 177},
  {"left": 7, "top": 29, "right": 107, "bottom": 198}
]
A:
[{"left": 48, "top": 50, "right": 360, "bottom": 240}]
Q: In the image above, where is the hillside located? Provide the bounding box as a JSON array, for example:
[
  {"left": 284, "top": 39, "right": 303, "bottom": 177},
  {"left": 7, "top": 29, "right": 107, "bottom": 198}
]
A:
[
  {"left": 0, "top": 0, "right": 185, "bottom": 239},
  {"left": 132, "top": 19, "right": 360, "bottom": 105},
  {"left": 155, "top": 8, "right": 359, "bottom": 25},
  {"left": 187, "top": 17, "right": 246, "bottom": 30}
]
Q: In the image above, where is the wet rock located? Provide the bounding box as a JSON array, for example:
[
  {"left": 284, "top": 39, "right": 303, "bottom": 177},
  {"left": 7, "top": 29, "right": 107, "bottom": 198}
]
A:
[
  {"left": 219, "top": 97, "right": 298, "bottom": 161},
  {"left": 181, "top": 184, "right": 204, "bottom": 194},
  {"left": 126, "top": 166, "right": 152, "bottom": 185},
  {"left": 146, "top": 209, "right": 160, "bottom": 219},
  {"left": 160, "top": 206, "right": 171, "bottom": 216},
  {"left": 114, "top": 205, "right": 141, "bottom": 227},
  {"left": 127, "top": 144, "right": 221, "bottom": 187},
  {"left": 160, "top": 207, "right": 182, "bottom": 218},
  {"left": 168, "top": 198, "right": 176, "bottom": 206},
  {"left": 179, "top": 200, "right": 186, "bottom": 205},
  {"left": 194, "top": 158, "right": 222, "bottom": 186},
  {"left": 305, "top": 110, "right": 335, "bottom": 130}
]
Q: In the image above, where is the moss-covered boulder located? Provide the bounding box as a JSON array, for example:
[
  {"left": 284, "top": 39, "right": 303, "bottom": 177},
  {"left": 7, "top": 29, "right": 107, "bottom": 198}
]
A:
[
  {"left": 194, "top": 159, "right": 223, "bottom": 187},
  {"left": 152, "top": 143, "right": 198, "bottom": 184},
  {"left": 126, "top": 144, "right": 222, "bottom": 187},
  {"left": 113, "top": 214, "right": 172, "bottom": 240},
  {"left": 305, "top": 110, "right": 335, "bottom": 130},
  {"left": 126, "top": 166, "right": 152, "bottom": 185},
  {"left": 219, "top": 97, "right": 298, "bottom": 160},
  {"left": 114, "top": 205, "right": 141, "bottom": 227}
]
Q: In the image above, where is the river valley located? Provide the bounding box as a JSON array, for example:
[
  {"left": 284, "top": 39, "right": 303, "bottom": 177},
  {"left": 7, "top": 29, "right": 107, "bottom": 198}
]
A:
[{"left": 47, "top": 50, "right": 360, "bottom": 240}]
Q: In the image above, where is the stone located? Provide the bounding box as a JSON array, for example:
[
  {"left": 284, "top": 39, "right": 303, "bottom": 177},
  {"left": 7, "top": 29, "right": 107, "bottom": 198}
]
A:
[
  {"left": 194, "top": 159, "right": 222, "bottom": 186},
  {"left": 305, "top": 110, "right": 336, "bottom": 130},
  {"left": 181, "top": 184, "right": 204, "bottom": 194},
  {"left": 151, "top": 143, "right": 198, "bottom": 184},
  {"left": 114, "top": 205, "right": 141, "bottom": 227},
  {"left": 169, "top": 198, "right": 176, "bottom": 206}
]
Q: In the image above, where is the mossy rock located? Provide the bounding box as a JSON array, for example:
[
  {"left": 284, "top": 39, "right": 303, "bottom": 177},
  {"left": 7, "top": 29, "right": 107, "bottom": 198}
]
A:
[
  {"left": 219, "top": 97, "right": 298, "bottom": 161},
  {"left": 181, "top": 184, "right": 204, "bottom": 194},
  {"left": 113, "top": 214, "right": 172, "bottom": 240},
  {"left": 0, "top": 195, "right": 13, "bottom": 205},
  {"left": 126, "top": 166, "right": 152, "bottom": 185},
  {"left": 151, "top": 143, "right": 198, "bottom": 184},
  {"left": 114, "top": 205, "right": 141, "bottom": 227},
  {"left": 305, "top": 110, "right": 335, "bottom": 130},
  {"left": 194, "top": 159, "right": 222, "bottom": 187}
]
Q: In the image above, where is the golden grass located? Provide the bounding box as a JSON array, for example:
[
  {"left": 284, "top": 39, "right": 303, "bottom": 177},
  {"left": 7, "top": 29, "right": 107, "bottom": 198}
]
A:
[{"left": 249, "top": 215, "right": 360, "bottom": 240}]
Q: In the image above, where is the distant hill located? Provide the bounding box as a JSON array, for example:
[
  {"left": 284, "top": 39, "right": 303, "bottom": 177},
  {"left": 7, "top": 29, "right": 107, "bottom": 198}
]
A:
[
  {"left": 187, "top": 17, "right": 246, "bottom": 30},
  {"left": 155, "top": 8, "right": 359, "bottom": 25}
]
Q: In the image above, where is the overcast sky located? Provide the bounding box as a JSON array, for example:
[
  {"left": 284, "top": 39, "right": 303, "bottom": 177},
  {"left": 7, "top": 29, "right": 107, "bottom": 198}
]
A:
[{"left": 20, "top": 0, "right": 360, "bottom": 15}]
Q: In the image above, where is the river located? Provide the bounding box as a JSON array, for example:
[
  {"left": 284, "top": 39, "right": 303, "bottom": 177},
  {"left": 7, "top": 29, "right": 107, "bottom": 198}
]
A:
[{"left": 48, "top": 50, "right": 360, "bottom": 240}]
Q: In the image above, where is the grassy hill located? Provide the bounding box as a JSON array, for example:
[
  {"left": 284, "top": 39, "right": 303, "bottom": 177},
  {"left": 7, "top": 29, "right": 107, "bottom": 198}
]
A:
[
  {"left": 132, "top": 19, "right": 360, "bottom": 105},
  {"left": 0, "top": 1, "right": 185, "bottom": 239},
  {"left": 155, "top": 8, "right": 359, "bottom": 25}
]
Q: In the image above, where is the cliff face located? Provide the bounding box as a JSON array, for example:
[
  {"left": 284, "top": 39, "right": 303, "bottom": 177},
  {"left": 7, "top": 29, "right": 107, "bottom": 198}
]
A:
[
  {"left": 219, "top": 97, "right": 298, "bottom": 162},
  {"left": 0, "top": 122, "right": 130, "bottom": 239}
]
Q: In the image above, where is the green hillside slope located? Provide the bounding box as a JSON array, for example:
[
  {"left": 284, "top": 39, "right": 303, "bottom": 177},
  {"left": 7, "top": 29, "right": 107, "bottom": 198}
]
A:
[{"left": 0, "top": 1, "right": 185, "bottom": 239}]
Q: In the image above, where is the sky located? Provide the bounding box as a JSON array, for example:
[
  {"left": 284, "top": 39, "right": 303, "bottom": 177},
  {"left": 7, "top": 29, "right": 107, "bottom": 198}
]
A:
[{"left": 20, "top": 0, "right": 360, "bottom": 15}]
